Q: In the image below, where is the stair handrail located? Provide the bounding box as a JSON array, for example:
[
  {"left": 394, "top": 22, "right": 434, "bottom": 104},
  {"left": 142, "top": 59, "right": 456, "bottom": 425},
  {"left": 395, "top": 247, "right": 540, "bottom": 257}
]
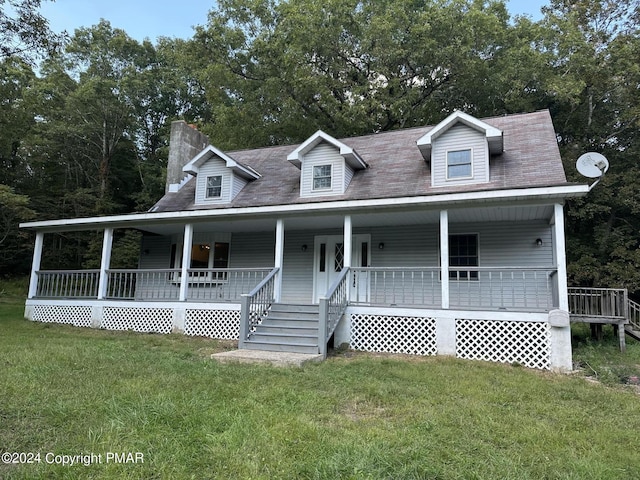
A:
[
  {"left": 628, "top": 297, "right": 640, "bottom": 331},
  {"left": 318, "top": 267, "right": 350, "bottom": 357},
  {"left": 239, "top": 267, "right": 279, "bottom": 348}
]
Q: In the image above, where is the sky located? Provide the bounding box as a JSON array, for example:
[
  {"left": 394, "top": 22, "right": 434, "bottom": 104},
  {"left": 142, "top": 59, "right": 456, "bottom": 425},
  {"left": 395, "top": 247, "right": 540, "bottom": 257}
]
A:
[{"left": 40, "top": 0, "right": 550, "bottom": 43}]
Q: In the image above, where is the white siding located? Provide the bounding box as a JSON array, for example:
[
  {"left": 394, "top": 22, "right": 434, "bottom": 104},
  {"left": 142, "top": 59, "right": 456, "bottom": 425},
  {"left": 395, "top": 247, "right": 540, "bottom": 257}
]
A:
[
  {"left": 229, "top": 231, "right": 275, "bottom": 268},
  {"left": 231, "top": 174, "right": 248, "bottom": 200},
  {"left": 300, "top": 143, "right": 345, "bottom": 197},
  {"left": 432, "top": 124, "right": 489, "bottom": 187},
  {"left": 344, "top": 164, "right": 355, "bottom": 192},
  {"left": 453, "top": 221, "right": 553, "bottom": 267},
  {"left": 195, "top": 159, "right": 232, "bottom": 204},
  {"left": 139, "top": 235, "right": 173, "bottom": 269},
  {"left": 281, "top": 230, "right": 325, "bottom": 303}
]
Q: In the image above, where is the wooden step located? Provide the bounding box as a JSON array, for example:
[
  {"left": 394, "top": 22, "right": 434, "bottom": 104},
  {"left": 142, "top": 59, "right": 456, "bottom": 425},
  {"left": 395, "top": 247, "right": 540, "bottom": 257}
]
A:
[{"left": 625, "top": 326, "right": 640, "bottom": 342}]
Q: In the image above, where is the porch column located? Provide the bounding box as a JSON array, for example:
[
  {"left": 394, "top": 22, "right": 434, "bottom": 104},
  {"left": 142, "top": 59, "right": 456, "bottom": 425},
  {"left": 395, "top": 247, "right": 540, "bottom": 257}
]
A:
[
  {"left": 552, "top": 203, "right": 569, "bottom": 311},
  {"left": 97, "top": 228, "right": 114, "bottom": 300},
  {"left": 274, "top": 219, "right": 284, "bottom": 302},
  {"left": 179, "top": 223, "right": 193, "bottom": 301},
  {"left": 343, "top": 215, "right": 352, "bottom": 268},
  {"left": 27, "top": 231, "right": 44, "bottom": 299},
  {"left": 440, "top": 210, "right": 450, "bottom": 309}
]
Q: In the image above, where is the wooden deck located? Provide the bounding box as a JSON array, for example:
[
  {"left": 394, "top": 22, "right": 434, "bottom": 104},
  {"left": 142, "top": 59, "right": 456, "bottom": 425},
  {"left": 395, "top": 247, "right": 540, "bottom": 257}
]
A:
[{"left": 568, "top": 287, "right": 640, "bottom": 352}]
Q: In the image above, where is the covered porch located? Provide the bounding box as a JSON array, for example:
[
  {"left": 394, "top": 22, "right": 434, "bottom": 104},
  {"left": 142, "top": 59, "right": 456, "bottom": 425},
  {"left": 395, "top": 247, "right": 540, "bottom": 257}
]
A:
[{"left": 23, "top": 200, "right": 573, "bottom": 370}]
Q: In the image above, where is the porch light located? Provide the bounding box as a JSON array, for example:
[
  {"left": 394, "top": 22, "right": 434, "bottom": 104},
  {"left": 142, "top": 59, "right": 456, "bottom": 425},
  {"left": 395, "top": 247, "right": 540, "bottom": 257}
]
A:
[
  {"left": 301, "top": 244, "right": 308, "bottom": 251},
  {"left": 535, "top": 238, "right": 543, "bottom": 246},
  {"left": 378, "top": 242, "right": 385, "bottom": 250}
]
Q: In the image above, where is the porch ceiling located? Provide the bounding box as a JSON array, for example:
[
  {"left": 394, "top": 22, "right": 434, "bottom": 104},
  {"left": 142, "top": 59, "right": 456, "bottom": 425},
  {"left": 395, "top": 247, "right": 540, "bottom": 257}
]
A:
[{"left": 139, "top": 204, "right": 555, "bottom": 236}]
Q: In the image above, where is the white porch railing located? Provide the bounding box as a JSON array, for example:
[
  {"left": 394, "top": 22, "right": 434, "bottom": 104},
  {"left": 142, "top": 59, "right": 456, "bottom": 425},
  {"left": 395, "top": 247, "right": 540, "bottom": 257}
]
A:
[
  {"left": 450, "top": 267, "right": 557, "bottom": 311},
  {"left": 34, "top": 268, "right": 272, "bottom": 302},
  {"left": 35, "top": 270, "right": 100, "bottom": 298},
  {"left": 319, "top": 268, "right": 350, "bottom": 356},
  {"left": 238, "top": 268, "right": 279, "bottom": 347},
  {"left": 107, "top": 269, "right": 180, "bottom": 300},
  {"left": 351, "top": 266, "right": 557, "bottom": 311},
  {"left": 107, "top": 268, "right": 272, "bottom": 301}
]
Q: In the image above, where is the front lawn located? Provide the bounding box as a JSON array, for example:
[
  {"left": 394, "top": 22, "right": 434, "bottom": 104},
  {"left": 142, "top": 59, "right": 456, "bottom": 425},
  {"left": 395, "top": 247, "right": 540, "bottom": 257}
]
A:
[{"left": 1, "top": 296, "right": 639, "bottom": 479}]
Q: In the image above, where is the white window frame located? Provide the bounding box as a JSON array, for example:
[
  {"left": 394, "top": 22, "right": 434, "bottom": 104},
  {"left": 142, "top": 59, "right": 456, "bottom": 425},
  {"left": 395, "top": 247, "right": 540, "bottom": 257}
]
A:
[
  {"left": 205, "top": 175, "right": 223, "bottom": 199},
  {"left": 446, "top": 148, "right": 473, "bottom": 180},
  {"left": 312, "top": 164, "right": 332, "bottom": 191}
]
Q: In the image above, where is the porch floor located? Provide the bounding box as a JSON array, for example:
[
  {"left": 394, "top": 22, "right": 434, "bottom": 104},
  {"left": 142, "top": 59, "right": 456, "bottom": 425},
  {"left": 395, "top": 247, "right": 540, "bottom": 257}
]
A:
[{"left": 210, "top": 349, "right": 324, "bottom": 367}]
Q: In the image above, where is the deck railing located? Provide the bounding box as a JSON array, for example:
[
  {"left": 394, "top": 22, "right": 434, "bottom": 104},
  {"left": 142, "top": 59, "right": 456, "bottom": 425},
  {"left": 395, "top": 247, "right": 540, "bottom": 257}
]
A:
[
  {"left": 351, "top": 266, "right": 557, "bottom": 311},
  {"left": 568, "top": 287, "right": 628, "bottom": 319},
  {"left": 319, "top": 268, "right": 350, "bottom": 356},
  {"left": 238, "top": 268, "right": 279, "bottom": 347},
  {"left": 35, "top": 270, "right": 100, "bottom": 298}
]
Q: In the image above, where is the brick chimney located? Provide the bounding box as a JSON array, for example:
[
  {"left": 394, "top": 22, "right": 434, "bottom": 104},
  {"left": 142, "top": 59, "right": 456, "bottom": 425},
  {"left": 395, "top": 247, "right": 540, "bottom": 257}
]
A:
[{"left": 166, "top": 121, "right": 210, "bottom": 193}]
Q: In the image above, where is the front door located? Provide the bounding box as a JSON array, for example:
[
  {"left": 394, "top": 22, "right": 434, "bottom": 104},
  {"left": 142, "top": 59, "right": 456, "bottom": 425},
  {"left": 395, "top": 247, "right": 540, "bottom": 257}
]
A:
[{"left": 313, "top": 235, "right": 370, "bottom": 303}]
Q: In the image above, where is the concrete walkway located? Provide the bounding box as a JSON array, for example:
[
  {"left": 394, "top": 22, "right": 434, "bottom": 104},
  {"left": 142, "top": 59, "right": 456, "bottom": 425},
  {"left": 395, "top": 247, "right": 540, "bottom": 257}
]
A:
[{"left": 211, "top": 349, "right": 324, "bottom": 367}]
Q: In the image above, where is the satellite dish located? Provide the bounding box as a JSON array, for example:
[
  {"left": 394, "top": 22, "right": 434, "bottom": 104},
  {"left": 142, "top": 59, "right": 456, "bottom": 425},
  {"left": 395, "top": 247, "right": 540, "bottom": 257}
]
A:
[{"left": 576, "top": 152, "right": 609, "bottom": 178}]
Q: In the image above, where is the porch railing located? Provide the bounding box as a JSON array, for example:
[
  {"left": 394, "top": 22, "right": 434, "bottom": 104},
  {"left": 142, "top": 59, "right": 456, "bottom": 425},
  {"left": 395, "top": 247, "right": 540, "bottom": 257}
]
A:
[
  {"left": 450, "top": 267, "right": 557, "bottom": 311},
  {"left": 106, "top": 269, "right": 180, "bottom": 300},
  {"left": 319, "top": 267, "right": 350, "bottom": 357},
  {"left": 568, "top": 287, "right": 627, "bottom": 319},
  {"left": 238, "top": 267, "right": 279, "bottom": 347},
  {"left": 351, "top": 266, "right": 557, "bottom": 311},
  {"left": 35, "top": 270, "right": 100, "bottom": 298},
  {"left": 186, "top": 268, "right": 272, "bottom": 302},
  {"left": 33, "top": 268, "right": 272, "bottom": 302}
]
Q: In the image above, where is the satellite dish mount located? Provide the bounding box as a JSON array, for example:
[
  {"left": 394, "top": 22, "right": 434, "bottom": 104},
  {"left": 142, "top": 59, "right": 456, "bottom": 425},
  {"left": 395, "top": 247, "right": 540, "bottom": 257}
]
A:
[{"left": 576, "top": 152, "right": 609, "bottom": 191}]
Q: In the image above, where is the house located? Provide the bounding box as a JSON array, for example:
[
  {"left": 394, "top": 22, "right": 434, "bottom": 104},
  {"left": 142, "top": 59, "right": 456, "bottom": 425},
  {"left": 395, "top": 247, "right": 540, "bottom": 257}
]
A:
[{"left": 21, "top": 110, "right": 590, "bottom": 370}]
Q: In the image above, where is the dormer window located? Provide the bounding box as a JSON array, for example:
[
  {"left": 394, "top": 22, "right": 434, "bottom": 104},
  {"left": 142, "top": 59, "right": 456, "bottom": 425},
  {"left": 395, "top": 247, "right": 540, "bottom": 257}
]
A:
[
  {"left": 288, "top": 130, "right": 367, "bottom": 198},
  {"left": 447, "top": 149, "right": 472, "bottom": 179},
  {"left": 313, "top": 165, "right": 332, "bottom": 190},
  {"left": 206, "top": 175, "right": 222, "bottom": 198}
]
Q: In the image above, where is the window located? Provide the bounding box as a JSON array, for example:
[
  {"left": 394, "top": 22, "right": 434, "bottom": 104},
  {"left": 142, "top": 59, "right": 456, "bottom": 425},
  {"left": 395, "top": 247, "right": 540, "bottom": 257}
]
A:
[
  {"left": 173, "top": 241, "right": 231, "bottom": 282},
  {"left": 447, "top": 149, "right": 472, "bottom": 179},
  {"left": 206, "top": 175, "right": 222, "bottom": 198},
  {"left": 313, "top": 165, "right": 332, "bottom": 190},
  {"left": 449, "top": 234, "right": 478, "bottom": 280}
]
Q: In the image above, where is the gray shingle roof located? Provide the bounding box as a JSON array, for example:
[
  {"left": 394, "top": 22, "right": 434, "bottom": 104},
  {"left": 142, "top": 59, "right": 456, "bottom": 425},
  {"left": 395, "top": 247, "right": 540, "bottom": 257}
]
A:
[{"left": 152, "top": 110, "right": 568, "bottom": 213}]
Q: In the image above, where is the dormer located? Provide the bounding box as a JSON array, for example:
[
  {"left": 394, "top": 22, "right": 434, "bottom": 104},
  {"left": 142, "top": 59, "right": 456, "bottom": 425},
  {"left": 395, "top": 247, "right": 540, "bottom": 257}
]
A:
[
  {"left": 287, "top": 130, "right": 367, "bottom": 198},
  {"left": 417, "top": 111, "right": 503, "bottom": 187},
  {"left": 182, "top": 145, "right": 260, "bottom": 205}
]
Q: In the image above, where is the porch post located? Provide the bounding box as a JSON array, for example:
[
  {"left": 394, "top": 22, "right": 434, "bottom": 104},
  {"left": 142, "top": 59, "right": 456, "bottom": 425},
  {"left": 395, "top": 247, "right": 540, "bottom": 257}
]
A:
[
  {"left": 179, "top": 223, "right": 193, "bottom": 301},
  {"left": 97, "top": 228, "right": 114, "bottom": 300},
  {"left": 274, "top": 219, "right": 284, "bottom": 302},
  {"left": 440, "top": 210, "right": 450, "bottom": 309},
  {"left": 343, "top": 215, "right": 352, "bottom": 268},
  {"left": 553, "top": 203, "right": 569, "bottom": 311},
  {"left": 27, "top": 231, "right": 44, "bottom": 299}
]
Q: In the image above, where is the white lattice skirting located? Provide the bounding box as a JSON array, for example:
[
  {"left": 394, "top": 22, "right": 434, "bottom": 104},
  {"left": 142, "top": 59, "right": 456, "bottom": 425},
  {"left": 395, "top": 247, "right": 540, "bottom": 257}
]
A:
[
  {"left": 101, "top": 307, "right": 174, "bottom": 334},
  {"left": 456, "top": 318, "right": 551, "bottom": 370},
  {"left": 350, "top": 314, "right": 438, "bottom": 356},
  {"left": 32, "top": 304, "right": 93, "bottom": 328},
  {"left": 184, "top": 309, "right": 240, "bottom": 339}
]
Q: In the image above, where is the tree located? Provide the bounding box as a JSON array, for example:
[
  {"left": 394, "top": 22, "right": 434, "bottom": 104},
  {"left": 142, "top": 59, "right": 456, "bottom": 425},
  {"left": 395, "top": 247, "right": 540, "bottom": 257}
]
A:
[
  {"left": 0, "top": 0, "right": 65, "bottom": 61},
  {"left": 0, "top": 185, "right": 35, "bottom": 273},
  {"left": 536, "top": 0, "right": 640, "bottom": 296},
  {"left": 190, "top": 0, "right": 526, "bottom": 148}
]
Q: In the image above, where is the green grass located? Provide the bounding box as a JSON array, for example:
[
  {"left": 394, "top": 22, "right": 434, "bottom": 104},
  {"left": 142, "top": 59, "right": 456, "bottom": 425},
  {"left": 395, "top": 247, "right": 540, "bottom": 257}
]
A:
[{"left": 1, "top": 295, "right": 640, "bottom": 479}]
